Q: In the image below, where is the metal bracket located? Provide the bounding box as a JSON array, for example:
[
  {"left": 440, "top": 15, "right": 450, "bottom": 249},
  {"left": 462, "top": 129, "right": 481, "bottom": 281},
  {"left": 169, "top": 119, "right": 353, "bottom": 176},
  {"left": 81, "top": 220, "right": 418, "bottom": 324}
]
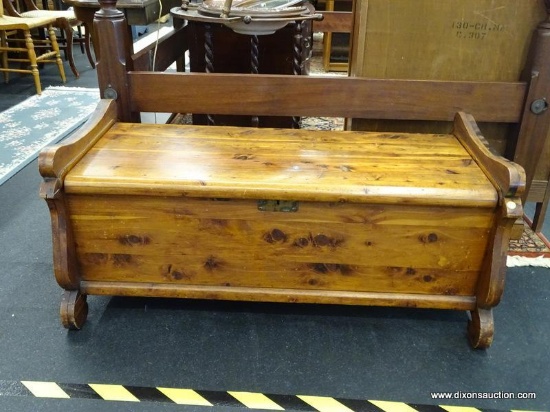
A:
[
  {"left": 104, "top": 87, "right": 118, "bottom": 100},
  {"left": 258, "top": 200, "right": 299, "bottom": 212},
  {"left": 530, "top": 98, "right": 548, "bottom": 115}
]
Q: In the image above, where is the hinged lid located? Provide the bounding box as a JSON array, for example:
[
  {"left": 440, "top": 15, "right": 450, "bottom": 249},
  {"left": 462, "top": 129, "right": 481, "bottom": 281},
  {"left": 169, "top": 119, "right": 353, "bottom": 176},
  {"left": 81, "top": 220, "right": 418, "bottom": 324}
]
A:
[{"left": 64, "top": 123, "right": 498, "bottom": 208}]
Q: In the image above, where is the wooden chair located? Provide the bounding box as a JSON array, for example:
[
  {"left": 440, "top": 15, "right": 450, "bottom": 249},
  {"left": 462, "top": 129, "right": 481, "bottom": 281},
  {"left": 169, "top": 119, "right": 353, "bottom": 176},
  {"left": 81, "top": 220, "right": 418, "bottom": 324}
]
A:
[
  {"left": 2, "top": 0, "right": 93, "bottom": 77},
  {"left": 317, "top": 0, "right": 352, "bottom": 72},
  {"left": 0, "top": 0, "right": 66, "bottom": 94}
]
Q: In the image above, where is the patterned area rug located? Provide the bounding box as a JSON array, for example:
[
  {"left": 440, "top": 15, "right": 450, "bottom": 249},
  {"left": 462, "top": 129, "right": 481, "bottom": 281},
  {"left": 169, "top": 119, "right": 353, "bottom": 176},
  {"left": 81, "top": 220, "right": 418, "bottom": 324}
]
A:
[
  {"left": 509, "top": 223, "right": 550, "bottom": 256},
  {"left": 0, "top": 86, "right": 100, "bottom": 185}
]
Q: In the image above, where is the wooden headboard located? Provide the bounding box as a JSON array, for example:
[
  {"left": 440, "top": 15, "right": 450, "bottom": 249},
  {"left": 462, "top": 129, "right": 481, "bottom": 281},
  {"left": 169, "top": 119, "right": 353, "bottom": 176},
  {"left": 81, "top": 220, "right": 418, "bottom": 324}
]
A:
[{"left": 92, "top": 0, "right": 550, "bottom": 231}]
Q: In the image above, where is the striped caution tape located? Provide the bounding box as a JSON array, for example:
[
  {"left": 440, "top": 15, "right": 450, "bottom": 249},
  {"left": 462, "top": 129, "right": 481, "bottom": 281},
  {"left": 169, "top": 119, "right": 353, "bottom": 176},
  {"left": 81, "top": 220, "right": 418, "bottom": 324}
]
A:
[{"left": 0, "top": 380, "right": 542, "bottom": 412}]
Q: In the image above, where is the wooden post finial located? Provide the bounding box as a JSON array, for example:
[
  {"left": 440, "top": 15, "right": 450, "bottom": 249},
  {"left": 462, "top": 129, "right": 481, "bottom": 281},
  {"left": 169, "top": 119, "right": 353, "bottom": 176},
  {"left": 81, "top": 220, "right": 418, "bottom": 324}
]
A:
[
  {"left": 94, "top": 0, "right": 137, "bottom": 121},
  {"left": 96, "top": 0, "right": 124, "bottom": 18}
]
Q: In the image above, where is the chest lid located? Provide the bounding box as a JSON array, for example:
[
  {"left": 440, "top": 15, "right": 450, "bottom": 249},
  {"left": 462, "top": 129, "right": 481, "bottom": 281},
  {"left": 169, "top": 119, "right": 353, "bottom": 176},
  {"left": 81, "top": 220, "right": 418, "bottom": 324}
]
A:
[{"left": 64, "top": 122, "right": 499, "bottom": 208}]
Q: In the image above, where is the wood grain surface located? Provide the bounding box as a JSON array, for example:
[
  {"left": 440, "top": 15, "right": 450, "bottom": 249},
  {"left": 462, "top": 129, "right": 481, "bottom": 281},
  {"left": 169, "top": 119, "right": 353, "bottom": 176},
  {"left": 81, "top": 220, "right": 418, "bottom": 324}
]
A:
[
  {"left": 61, "top": 122, "right": 499, "bottom": 303},
  {"left": 68, "top": 195, "right": 493, "bottom": 296},
  {"left": 64, "top": 123, "right": 498, "bottom": 207}
]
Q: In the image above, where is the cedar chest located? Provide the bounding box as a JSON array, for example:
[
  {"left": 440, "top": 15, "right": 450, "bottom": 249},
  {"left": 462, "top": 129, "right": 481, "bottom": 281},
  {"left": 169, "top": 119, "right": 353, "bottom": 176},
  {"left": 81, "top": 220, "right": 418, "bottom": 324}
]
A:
[{"left": 39, "top": 100, "right": 524, "bottom": 348}]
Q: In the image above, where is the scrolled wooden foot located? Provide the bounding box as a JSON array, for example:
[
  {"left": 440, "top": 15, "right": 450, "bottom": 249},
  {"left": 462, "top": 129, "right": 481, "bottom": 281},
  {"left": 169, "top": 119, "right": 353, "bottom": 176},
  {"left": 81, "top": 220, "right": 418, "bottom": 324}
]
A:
[
  {"left": 467, "top": 307, "right": 494, "bottom": 349},
  {"left": 60, "top": 290, "right": 88, "bottom": 330}
]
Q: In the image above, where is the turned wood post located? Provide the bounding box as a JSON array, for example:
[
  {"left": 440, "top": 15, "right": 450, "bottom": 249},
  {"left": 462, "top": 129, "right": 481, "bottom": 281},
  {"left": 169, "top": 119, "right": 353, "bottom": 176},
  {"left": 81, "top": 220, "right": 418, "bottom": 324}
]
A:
[
  {"left": 510, "top": 1, "right": 550, "bottom": 204},
  {"left": 250, "top": 34, "right": 260, "bottom": 127},
  {"left": 292, "top": 22, "right": 303, "bottom": 129},
  {"left": 204, "top": 23, "right": 215, "bottom": 126},
  {"left": 94, "top": 0, "right": 139, "bottom": 122}
]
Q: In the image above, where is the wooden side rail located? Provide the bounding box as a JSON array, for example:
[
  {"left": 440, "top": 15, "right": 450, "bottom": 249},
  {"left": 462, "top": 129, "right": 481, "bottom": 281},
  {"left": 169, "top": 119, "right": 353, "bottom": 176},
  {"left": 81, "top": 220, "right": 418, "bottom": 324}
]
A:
[
  {"left": 39, "top": 100, "right": 118, "bottom": 190},
  {"left": 38, "top": 100, "right": 117, "bottom": 306},
  {"left": 454, "top": 112, "right": 526, "bottom": 200},
  {"left": 127, "top": 72, "right": 526, "bottom": 122},
  {"left": 452, "top": 113, "right": 525, "bottom": 346}
]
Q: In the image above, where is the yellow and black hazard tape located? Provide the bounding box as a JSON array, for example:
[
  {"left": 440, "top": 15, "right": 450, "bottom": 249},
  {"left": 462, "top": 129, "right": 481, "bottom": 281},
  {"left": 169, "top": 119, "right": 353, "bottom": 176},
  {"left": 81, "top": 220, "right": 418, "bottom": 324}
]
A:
[{"left": 0, "top": 380, "right": 539, "bottom": 412}]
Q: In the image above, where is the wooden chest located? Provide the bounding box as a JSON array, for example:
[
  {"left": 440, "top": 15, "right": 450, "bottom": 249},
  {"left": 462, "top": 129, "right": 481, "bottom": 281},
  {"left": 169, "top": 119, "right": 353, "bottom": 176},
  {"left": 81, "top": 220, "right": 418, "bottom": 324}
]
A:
[{"left": 39, "top": 101, "right": 524, "bottom": 348}]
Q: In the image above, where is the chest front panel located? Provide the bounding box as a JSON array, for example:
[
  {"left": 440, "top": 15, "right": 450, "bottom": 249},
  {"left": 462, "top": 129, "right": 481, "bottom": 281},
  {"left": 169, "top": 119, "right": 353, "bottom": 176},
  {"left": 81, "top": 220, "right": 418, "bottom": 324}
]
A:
[{"left": 68, "top": 194, "right": 494, "bottom": 297}]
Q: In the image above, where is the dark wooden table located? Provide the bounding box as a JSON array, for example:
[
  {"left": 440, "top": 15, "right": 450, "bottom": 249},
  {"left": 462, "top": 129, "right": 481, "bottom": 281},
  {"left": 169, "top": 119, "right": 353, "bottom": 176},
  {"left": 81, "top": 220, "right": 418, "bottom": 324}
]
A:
[
  {"left": 63, "top": 0, "right": 181, "bottom": 60},
  {"left": 182, "top": 20, "right": 312, "bottom": 128}
]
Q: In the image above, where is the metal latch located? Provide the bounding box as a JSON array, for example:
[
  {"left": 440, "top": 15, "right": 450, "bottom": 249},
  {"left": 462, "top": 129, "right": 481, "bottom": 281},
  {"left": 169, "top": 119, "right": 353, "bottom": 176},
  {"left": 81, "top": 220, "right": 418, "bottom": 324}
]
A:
[{"left": 257, "top": 200, "right": 299, "bottom": 212}]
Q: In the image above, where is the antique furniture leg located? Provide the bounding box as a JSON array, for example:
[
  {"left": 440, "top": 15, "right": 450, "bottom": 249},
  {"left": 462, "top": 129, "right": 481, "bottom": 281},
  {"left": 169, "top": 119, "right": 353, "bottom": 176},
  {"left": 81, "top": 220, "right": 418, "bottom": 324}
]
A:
[
  {"left": 454, "top": 113, "right": 524, "bottom": 348},
  {"left": 532, "top": 175, "right": 550, "bottom": 233},
  {"left": 59, "top": 18, "right": 79, "bottom": 77},
  {"left": 60, "top": 290, "right": 88, "bottom": 330},
  {"left": 22, "top": 30, "right": 41, "bottom": 94},
  {"left": 39, "top": 100, "right": 118, "bottom": 329},
  {"left": 83, "top": 23, "right": 95, "bottom": 66},
  {"left": 76, "top": 25, "right": 85, "bottom": 53},
  {"left": 41, "top": 186, "right": 88, "bottom": 329},
  {"left": 468, "top": 199, "right": 519, "bottom": 348},
  {"left": 71, "top": 7, "right": 98, "bottom": 64},
  {"left": 48, "top": 24, "right": 67, "bottom": 84},
  {"left": 468, "top": 308, "right": 494, "bottom": 349},
  {"left": 1, "top": 31, "right": 8, "bottom": 84}
]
